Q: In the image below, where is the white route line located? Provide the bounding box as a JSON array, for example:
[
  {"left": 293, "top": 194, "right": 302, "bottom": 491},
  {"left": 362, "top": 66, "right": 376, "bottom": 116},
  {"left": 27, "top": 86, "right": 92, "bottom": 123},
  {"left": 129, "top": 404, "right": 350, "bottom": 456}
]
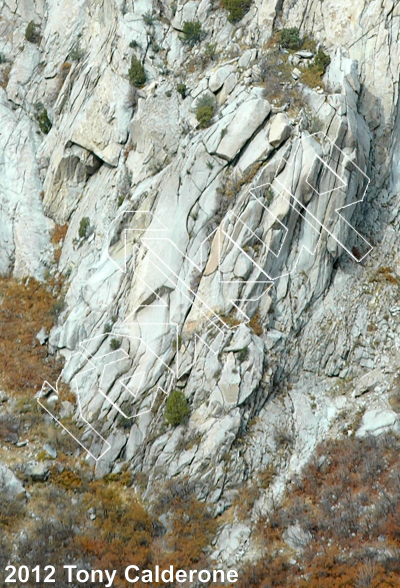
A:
[{"left": 40, "top": 130, "right": 372, "bottom": 459}]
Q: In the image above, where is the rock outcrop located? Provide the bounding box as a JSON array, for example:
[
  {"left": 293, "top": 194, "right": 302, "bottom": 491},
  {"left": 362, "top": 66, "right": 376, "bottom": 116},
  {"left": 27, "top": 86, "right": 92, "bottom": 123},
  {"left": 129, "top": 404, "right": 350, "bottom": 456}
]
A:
[{"left": 1, "top": 0, "right": 400, "bottom": 566}]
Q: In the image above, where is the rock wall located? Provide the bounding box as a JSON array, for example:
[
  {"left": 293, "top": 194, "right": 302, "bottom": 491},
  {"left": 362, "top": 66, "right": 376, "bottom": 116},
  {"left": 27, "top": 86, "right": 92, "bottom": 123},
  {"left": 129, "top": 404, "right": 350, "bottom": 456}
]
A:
[{"left": 1, "top": 0, "right": 400, "bottom": 564}]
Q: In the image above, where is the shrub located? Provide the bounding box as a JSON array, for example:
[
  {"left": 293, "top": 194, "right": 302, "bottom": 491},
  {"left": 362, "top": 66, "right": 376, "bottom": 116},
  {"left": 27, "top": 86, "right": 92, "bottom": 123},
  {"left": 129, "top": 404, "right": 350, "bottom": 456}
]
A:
[
  {"left": 261, "top": 48, "right": 303, "bottom": 108},
  {"left": 110, "top": 338, "right": 122, "bottom": 350},
  {"left": 142, "top": 11, "right": 155, "bottom": 26},
  {"left": 70, "top": 43, "right": 85, "bottom": 62},
  {"left": 78, "top": 481, "right": 154, "bottom": 582},
  {"left": 52, "top": 223, "right": 68, "bottom": 246},
  {"left": 49, "top": 297, "right": 65, "bottom": 319},
  {"left": 0, "top": 414, "right": 21, "bottom": 442},
  {"left": 149, "top": 31, "right": 161, "bottom": 53},
  {"left": 78, "top": 217, "right": 90, "bottom": 239},
  {"left": 51, "top": 468, "right": 83, "bottom": 491},
  {"left": 164, "top": 390, "right": 190, "bottom": 426},
  {"left": 237, "top": 346, "right": 250, "bottom": 362},
  {"left": 301, "top": 66, "right": 324, "bottom": 88},
  {"left": 155, "top": 479, "right": 217, "bottom": 568},
  {"left": 128, "top": 55, "right": 146, "bottom": 87},
  {"left": 34, "top": 103, "right": 52, "bottom": 134},
  {"left": 221, "top": 0, "right": 252, "bottom": 23},
  {"left": 103, "top": 321, "right": 113, "bottom": 334},
  {"left": 299, "top": 47, "right": 330, "bottom": 89},
  {"left": 279, "top": 27, "right": 302, "bottom": 50},
  {"left": 204, "top": 42, "right": 217, "bottom": 61},
  {"left": 0, "top": 278, "right": 64, "bottom": 395},
  {"left": 25, "top": 21, "right": 40, "bottom": 44},
  {"left": 0, "top": 66, "right": 10, "bottom": 90},
  {"left": 129, "top": 40, "right": 140, "bottom": 49},
  {"left": 177, "top": 82, "right": 187, "bottom": 98},
  {"left": 313, "top": 47, "right": 331, "bottom": 74},
  {"left": 182, "top": 20, "right": 203, "bottom": 46},
  {"left": 249, "top": 312, "right": 263, "bottom": 335},
  {"left": 0, "top": 495, "right": 26, "bottom": 528},
  {"left": 195, "top": 94, "right": 216, "bottom": 128}
]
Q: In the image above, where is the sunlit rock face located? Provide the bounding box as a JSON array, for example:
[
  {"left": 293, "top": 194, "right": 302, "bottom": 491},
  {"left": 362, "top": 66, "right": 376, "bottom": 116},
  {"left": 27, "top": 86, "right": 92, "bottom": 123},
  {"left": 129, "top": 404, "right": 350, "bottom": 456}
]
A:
[{"left": 1, "top": 0, "right": 400, "bottom": 564}]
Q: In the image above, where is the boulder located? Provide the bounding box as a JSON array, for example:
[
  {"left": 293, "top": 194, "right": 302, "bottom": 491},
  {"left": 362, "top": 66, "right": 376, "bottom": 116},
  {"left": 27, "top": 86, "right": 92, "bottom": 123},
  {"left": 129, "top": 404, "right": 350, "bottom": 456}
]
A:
[
  {"left": 216, "top": 97, "right": 271, "bottom": 161},
  {"left": 354, "top": 368, "right": 383, "bottom": 397},
  {"left": 209, "top": 66, "right": 233, "bottom": 93},
  {"left": 268, "top": 113, "right": 291, "bottom": 148},
  {"left": 237, "top": 125, "right": 274, "bottom": 173},
  {"left": 36, "top": 327, "right": 48, "bottom": 345},
  {"left": 24, "top": 461, "right": 49, "bottom": 482},
  {"left": 95, "top": 431, "right": 127, "bottom": 478},
  {"left": 238, "top": 49, "right": 257, "bottom": 69},
  {"left": 295, "top": 50, "right": 314, "bottom": 59},
  {"left": 0, "top": 462, "right": 25, "bottom": 498},
  {"left": 356, "top": 409, "right": 398, "bottom": 437},
  {"left": 218, "top": 73, "right": 239, "bottom": 103},
  {"left": 43, "top": 444, "right": 57, "bottom": 459},
  {"left": 59, "top": 400, "right": 75, "bottom": 419}
]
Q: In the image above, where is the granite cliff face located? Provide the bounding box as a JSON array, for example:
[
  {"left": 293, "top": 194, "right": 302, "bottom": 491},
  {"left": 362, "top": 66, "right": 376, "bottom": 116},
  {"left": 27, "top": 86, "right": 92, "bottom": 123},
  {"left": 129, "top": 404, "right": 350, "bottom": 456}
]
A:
[{"left": 1, "top": 0, "right": 400, "bottom": 564}]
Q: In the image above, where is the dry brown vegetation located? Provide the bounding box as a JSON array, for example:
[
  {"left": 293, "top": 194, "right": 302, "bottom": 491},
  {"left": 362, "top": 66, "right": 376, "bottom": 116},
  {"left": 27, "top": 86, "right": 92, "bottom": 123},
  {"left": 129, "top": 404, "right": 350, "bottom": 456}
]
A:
[
  {"left": 371, "top": 266, "right": 400, "bottom": 286},
  {"left": 1, "top": 468, "right": 219, "bottom": 588},
  {"left": 52, "top": 223, "right": 68, "bottom": 262},
  {"left": 0, "top": 64, "right": 10, "bottom": 89},
  {"left": 0, "top": 277, "right": 64, "bottom": 396},
  {"left": 238, "top": 432, "right": 400, "bottom": 588},
  {"left": 259, "top": 48, "right": 303, "bottom": 112}
]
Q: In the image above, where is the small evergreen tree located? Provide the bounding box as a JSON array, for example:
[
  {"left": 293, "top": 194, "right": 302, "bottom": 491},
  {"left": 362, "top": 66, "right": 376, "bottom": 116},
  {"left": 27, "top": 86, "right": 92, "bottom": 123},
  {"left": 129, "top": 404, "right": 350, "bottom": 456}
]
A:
[
  {"left": 182, "top": 20, "right": 203, "bottom": 46},
  {"left": 279, "top": 27, "right": 302, "bottom": 50},
  {"left": 313, "top": 47, "right": 331, "bottom": 74},
  {"left": 164, "top": 390, "right": 190, "bottom": 427},
  {"left": 25, "top": 21, "right": 40, "bottom": 44},
  {"left": 221, "top": 0, "right": 252, "bottom": 23},
  {"left": 78, "top": 217, "right": 90, "bottom": 239},
  {"left": 34, "top": 103, "right": 52, "bottom": 134},
  {"left": 195, "top": 94, "right": 216, "bottom": 128},
  {"left": 129, "top": 55, "right": 146, "bottom": 87}
]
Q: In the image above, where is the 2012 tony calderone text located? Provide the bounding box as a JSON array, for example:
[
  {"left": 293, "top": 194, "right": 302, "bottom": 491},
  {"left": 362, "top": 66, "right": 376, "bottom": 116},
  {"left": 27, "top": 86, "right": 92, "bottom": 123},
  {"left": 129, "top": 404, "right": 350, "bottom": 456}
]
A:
[{"left": 4, "top": 565, "right": 239, "bottom": 586}]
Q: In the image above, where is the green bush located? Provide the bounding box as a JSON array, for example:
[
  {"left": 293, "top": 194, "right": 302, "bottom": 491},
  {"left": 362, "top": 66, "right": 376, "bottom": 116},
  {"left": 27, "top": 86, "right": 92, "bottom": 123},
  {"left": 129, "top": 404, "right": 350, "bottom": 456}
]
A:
[
  {"left": 129, "top": 40, "right": 140, "bottom": 49},
  {"left": 300, "top": 48, "right": 331, "bottom": 88},
  {"left": 34, "top": 103, "right": 52, "bottom": 134},
  {"left": 279, "top": 27, "right": 302, "bottom": 50},
  {"left": 110, "top": 338, "right": 122, "bottom": 350},
  {"left": 142, "top": 11, "right": 155, "bottom": 26},
  {"left": 221, "top": 0, "right": 252, "bottom": 23},
  {"left": 49, "top": 297, "right": 66, "bottom": 319},
  {"left": 164, "top": 390, "right": 190, "bottom": 427},
  {"left": 195, "top": 94, "right": 216, "bottom": 128},
  {"left": 78, "top": 217, "right": 90, "bottom": 239},
  {"left": 129, "top": 55, "right": 146, "bottom": 87},
  {"left": 204, "top": 42, "right": 217, "bottom": 61},
  {"left": 70, "top": 43, "right": 85, "bottom": 62},
  {"left": 177, "top": 83, "right": 187, "bottom": 98},
  {"left": 314, "top": 47, "right": 331, "bottom": 74},
  {"left": 25, "top": 21, "right": 40, "bottom": 44},
  {"left": 182, "top": 20, "right": 203, "bottom": 46}
]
